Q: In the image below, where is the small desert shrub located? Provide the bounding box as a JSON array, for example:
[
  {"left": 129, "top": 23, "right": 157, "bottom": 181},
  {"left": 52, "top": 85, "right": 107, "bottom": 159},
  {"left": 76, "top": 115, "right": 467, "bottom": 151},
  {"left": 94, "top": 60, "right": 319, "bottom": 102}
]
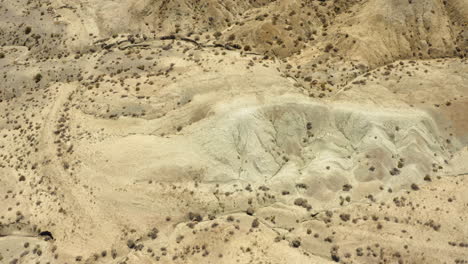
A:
[
  {"left": 294, "top": 198, "right": 312, "bottom": 210},
  {"left": 246, "top": 207, "right": 254, "bottom": 216},
  {"left": 188, "top": 212, "right": 202, "bottom": 222},
  {"left": 34, "top": 73, "right": 42, "bottom": 83},
  {"left": 290, "top": 239, "right": 301, "bottom": 248},
  {"left": 331, "top": 253, "right": 340, "bottom": 262},
  {"left": 251, "top": 218, "right": 259, "bottom": 228},
  {"left": 296, "top": 183, "right": 308, "bottom": 189},
  {"left": 389, "top": 167, "right": 400, "bottom": 175},
  {"left": 147, "top": 227, "right": 159, "bottom": 239},
  {"left": 339, "top": 214, "right": 350, "bottom": 222},
  {"left": 324, "top": 43, "right": 334, "bottom": 52},
  {"left": 127, "top": 239, "right": 135, "bottom": 249},
  {"left": 342, "top": 184, "right": 352, "bottom": 191}
]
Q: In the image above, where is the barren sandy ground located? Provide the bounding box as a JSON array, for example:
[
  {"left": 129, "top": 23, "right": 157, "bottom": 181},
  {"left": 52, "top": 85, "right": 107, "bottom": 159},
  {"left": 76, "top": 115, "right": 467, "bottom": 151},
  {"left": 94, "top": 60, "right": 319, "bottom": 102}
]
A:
[{"left": 0, "top": 0, "right": 467, "bottom": 263}]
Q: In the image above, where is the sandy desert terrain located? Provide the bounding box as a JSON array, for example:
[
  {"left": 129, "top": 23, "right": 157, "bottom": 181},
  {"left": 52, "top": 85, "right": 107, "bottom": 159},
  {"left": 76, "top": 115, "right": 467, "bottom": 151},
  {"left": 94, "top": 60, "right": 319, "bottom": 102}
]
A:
[{"left": 0, "top": 0, "right": 467, "bottom": 263}]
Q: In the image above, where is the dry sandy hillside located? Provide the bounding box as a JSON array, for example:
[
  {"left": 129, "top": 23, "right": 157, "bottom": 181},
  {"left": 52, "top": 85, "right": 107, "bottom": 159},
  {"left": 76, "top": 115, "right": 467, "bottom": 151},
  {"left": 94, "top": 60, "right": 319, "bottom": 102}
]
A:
[{"left": 0, "top": 0, "right": 467, "bottom": 263}]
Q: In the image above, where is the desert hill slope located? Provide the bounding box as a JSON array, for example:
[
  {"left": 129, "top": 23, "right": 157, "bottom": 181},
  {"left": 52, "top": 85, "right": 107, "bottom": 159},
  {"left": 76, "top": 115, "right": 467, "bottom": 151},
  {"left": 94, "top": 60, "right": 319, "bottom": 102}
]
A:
[{"left": 0, "top": 0, "right": 467, "bottom": 263}]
